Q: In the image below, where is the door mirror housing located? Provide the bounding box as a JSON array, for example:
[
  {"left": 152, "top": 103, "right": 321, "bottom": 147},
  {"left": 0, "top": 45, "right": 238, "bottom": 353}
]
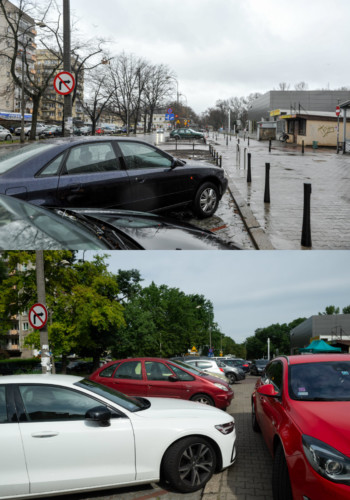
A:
[
  {"left": 168, "top": 375, "right": 179, "bottom": 382},
  {"left": 85, "top": 406, "right": 112, "bottom": 426},
  {"left": 257, "top": 384, "right": 280, "bottom": 397}
]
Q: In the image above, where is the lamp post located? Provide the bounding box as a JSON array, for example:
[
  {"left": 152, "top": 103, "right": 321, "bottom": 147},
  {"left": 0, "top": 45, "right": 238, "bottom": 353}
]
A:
[
  {"left": 63, "top": 0, "right": 72, "bottom": 136},
  {"left": 20, "top": 49, "right": 26, "bottom": 144},
  {"left": 167, "top": 75, "right": 179, "bottom": 106},
  {"left": 35, "top": 251, "right": 51, "bottom": 374}
]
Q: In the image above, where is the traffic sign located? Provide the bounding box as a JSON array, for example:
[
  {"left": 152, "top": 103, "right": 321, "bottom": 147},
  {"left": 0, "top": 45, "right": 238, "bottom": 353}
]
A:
[
  {"left": 336, "top": 105, "right": 341, "bottom": 117},
  {"left": 165, "top": 113, "right": 175, "bottom": 121},
  {"left": 54, "top": 71, "right": 75, "bottom": 95},
  {"left": 28, "top": 303, "right": 48, "bottom": 330},
  {"left": 167, "top": 108, "right": 173, "bottom": 114}
]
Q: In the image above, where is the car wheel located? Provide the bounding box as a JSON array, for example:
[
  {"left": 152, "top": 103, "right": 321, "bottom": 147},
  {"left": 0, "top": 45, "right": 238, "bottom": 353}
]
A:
[
  {"left": 4, "top": 134, "right": 11, "bottom": 141},
  {"left": 228, "top": 373, "right": 237, "bottom": 384},
  {"left": 251, "top": 401, "right": 261, "bottom": 432},
  {"left": 193, "top": 182, "right": 219, "bottom": 218},
  {"left": 161, "top": 436, "right": 216, "bottom": 493},
  {"left": 190, "top": 393, "right": 214, "bottom": 406},
  {"left": 272, "top": 444, "right": 293, "bottom": 500}
]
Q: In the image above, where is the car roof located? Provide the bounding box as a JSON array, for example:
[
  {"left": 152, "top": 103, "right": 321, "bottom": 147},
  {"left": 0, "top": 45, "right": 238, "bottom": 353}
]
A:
[
  {"left": 0, "top": 374, "right": 82, "bottom": 385},
  {"left": 279, "top": 354, "right": 350, "bottom": 365}
]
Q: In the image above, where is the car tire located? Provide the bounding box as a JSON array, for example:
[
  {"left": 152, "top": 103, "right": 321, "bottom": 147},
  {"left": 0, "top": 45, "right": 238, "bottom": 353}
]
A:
[
  {"left": 4, "top": 134, "right": 11, "bottom": 141},
  {"left": 228, "top": 373, "right": 237, "bottom": 384},
  {"left": 251, "top": 401, "right": 261, "bottom": 432},
  {"left": 193, "top": 182, "right": 219, "bottom": 218},
  {"left": 190, "top": 393, "right": 214, "bottom": 406},
  {"left": 272, "top": 444, "right": 293, "bottom": 500},
  {"left": 161, "top": 436, "right": 216, "bottom": 493}
]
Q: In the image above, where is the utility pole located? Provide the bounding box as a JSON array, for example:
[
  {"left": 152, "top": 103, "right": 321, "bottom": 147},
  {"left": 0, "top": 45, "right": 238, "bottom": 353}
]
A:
[
  {"left": 63, "top": 0, "right": 72, "bottom": 136},
  {"left": 35, "top": 251, "right": 51, "bottom": 373}
]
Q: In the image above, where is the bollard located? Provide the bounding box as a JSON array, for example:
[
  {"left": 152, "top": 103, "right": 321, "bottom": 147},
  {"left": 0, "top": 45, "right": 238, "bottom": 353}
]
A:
[
  {"left": 193, "top": 142, "right": 195, "bottom": 152},
  {"left": 238, "top": 138, "right": 240, "bottom": 145},
  {"left": 175, "top": 137, "right": 178, "bottom": 150},
  {"left": 230, "top": 134, "right": 232, "bottom": 141},
  {"left": 219, "top": 155, "right": 222, "bottom": 168},
  {"left": 269, "top": 139, "right": 272, "bottom": 153},
  {"left": 247, "top": 153, "right": 252, "bottom": 183},
  {"left": 226, "top": 136, "right": 228, "bottom": 146},
  {"left": 244, "top": 147, "right": 247, "bottom": 169},
  {"left": 248, "top": 137, "right": 250, "bottom": 146},
  {"left": 264, "top": 163, "right": 270, "bottom": 203},
  {"left": 216, "top": 152, "right": 219, "bottom": 165},
  {"left": 302, "top": 140, "right": 304, "bottom": 154},
  {"left": 209, "top": 144, "right": 212, "bottom": 154},
  {"left": 301, "top": 183, "right": 312, "bottom": 247}
]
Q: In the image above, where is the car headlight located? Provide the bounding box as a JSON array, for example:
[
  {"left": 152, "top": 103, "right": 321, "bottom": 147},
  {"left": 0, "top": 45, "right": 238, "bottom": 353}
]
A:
[
  {"left": 215, "top": 421, "right": 235, "bottom": 435},
  {"left": 302, "top": 435, "right": 350, "bottom": 484},
  {"left": 214, "top": 383, "right": 229, "bottom": 392}
]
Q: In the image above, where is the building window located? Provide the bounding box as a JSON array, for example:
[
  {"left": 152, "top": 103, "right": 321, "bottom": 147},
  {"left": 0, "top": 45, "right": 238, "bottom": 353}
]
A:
[
  {"left": 299, "top": 119, "right": 306, "bottom": 136},
  {"left": 23, "top": 322, "right": 29, "bottom": 331}
]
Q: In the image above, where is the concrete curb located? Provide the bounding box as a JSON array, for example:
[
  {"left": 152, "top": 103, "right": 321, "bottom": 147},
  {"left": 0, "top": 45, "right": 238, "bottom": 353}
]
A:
[{"left": 226, "top": 180, "right": 275, "bottom": 250}]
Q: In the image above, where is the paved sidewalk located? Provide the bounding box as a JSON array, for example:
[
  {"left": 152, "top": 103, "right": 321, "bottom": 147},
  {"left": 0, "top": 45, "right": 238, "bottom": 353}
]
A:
[{"left": 210, "top": 133, "right": 350, "bottom": 249}]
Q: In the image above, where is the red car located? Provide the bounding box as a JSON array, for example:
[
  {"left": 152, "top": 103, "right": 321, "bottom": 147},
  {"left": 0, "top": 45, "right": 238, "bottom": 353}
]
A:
[
  {"left": 252, "top": 354, "right": 350, "bottom": 500},
  {"left": 89, "top": 357, "right": 234, "bottom": 410}
]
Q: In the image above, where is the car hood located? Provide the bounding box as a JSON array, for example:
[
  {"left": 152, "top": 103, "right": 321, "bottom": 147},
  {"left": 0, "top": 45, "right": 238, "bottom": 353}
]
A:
[
  {"left": 136, "top": 396, "right": 232, "bottom": 420},
  {"left": 289, "top": 400, "right": 350, "bottom": 454},
  {"left": 56, "top": 209, "right": 240, "bottom": 250}
]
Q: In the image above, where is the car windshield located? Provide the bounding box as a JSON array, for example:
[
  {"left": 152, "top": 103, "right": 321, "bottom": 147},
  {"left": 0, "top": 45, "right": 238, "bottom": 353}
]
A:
[
  {"left": 0, "top": 142, "right": 57, "bottom": 174},
  {"left": 289, "top": 361, "right": 350, "bottom": 401},
  {"left": 170, "top": 360, "right": 207, "bottom": 376},
  {"left": 0, "top": 195, "right": 108, "bottom": 250},
  {"left": 76, "top": 378, "right": 148, "bottom": 411}
]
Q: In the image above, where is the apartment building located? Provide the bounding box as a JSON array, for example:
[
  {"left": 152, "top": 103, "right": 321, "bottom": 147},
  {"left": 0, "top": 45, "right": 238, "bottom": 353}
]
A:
[{"left": 0, "top": 0, "right": 36, "bottom": 117}]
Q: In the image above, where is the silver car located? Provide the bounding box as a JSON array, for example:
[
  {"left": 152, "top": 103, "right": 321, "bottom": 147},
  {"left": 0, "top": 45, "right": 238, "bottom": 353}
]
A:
[{"left": 0, "top": 125, "right": 12, "bottom": 141}]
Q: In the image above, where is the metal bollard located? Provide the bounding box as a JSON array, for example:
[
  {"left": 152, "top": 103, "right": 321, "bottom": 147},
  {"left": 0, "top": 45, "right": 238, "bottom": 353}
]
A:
[
  {"left": 175, "top": 137, "right": 178, "bottom": 150},
  {"left": 219, "top": 155, "right": 222, "bottom": 168},
  {"left": 247, "top": 153, "right": 252, "bottom": 183},
  {"left": 244, "top": 147, "right": 247, "bottom": 169},
  {"left": 302, "top": 140, "right": 304, "bottom": 154},
  {"left": 248, "top": 137, "right": 250, "bottom": 146},
  {"left": 269, "top": 139, "right": 272, "bottom": 153},
  {"left": 264, "top": 163, "right": 270, "bottom": 203},
  {"left": 226, "top": 136, "right": 228, "bottom": 146},
  {"left": 301, "top": 183, "right": 312, "bottom": 247},
  {"left": 216, "top": 152, "right": 219, "bottom": 165}
]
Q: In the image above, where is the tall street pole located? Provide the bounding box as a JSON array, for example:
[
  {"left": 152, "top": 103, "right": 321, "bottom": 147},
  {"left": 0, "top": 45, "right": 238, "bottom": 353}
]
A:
[
  {"left": 35, "top": 251, "right": 51, "bottom": 374},
  {"left": 20, "top": 50, "right": 25, "bottom": 144},
  {"left": 63, "top": 0, "right": 72, "bottom": 136}
]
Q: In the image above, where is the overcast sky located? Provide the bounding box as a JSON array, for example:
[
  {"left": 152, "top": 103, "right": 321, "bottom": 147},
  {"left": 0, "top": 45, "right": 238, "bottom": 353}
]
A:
[
  {"left": 82, "top": 251, "right": 350, "bottom": 345},
  {"left": 70, "top": 0, "right": 350, "bottom": 114}
]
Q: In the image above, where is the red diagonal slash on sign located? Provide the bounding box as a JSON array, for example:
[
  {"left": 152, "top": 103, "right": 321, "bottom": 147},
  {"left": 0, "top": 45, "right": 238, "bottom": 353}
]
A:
[
  {"left": 53, "top": 71, "right": 75, "bottom": 95},
  {"left": 32, "top": 307, "right": 45, "bottom": 326}
]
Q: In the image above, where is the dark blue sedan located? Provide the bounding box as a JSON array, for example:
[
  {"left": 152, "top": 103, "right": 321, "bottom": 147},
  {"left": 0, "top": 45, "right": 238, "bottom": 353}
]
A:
[{"left": 0, "top": 137, "right": 227, "bottom": 218}]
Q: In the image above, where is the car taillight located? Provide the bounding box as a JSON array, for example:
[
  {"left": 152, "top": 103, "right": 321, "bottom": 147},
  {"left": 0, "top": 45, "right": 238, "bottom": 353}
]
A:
[{"left": 220, "top": 368, "right": 224, "bottom": 372}]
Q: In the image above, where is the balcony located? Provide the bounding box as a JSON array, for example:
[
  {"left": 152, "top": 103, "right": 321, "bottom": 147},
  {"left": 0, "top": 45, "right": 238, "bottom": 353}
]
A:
[{"left": 9, "top": 330, "right": 19, "bottom": 336}]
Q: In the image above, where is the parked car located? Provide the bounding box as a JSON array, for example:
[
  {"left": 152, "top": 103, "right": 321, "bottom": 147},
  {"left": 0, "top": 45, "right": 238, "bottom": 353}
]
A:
[
  {"left": 0, "top": 194, "right": 240, "bottom": 250},
  {"left": 170, "top": 128, "right": 205, "bottom": 141},
  {"left": 89, "top": 357, "right": 234, "bottom": 410},
  {"left": 0, "top": 374, "right": 236, "bottom": 497},
  {"left": 78, "top": 125, "right": 92, "bottom": 135},
  {"left": 175, "top": 357, "right": 244, "bottom": 385},
  {"left": 249, "top": 359, "right": 269, "bottom": 375},
  {"left": 14, "top": 123, "right": 46, "bottom": 136},
  {"left": 252, "top": 354, "right": 350, "bottom": 500},
  {"left": 0, "top": 125, "right": 12, "bottom": 141},
  {"left": 214, "top": 357, "right": 251, "bottom": 373},
  {"left": 171, "top": 357, "right": 229, "bottom": 383},
  {"left": 66, "top": 360, "right": 94, "bottom": 374},
  {"left": 39, "top": 125, "right": 62, "bottom": 138},
  {"left": 0, "top": 136, "right": 228, "bottom": 218}
]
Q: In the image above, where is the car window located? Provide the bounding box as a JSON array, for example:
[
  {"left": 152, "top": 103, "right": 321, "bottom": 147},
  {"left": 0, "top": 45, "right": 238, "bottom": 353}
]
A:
[
  {"left": 145, "top": 361, "right": 173, "bottom": 381},
  {"left": 196, "top": 361, "right": 214, "bottom": 370},
  {"left": 0, "top": 387, "right": 7, "bottom": 423},
  {"left": 65, "top": 143, "right": 121, "bottom": 175},
  {"left": 38, "top": 153, "right": 65, "bottom": 177},
  {"left": 19, "top": 385, "right": 109, "bottom": 422},
  {"left": 114, "top": 361, "right": 142, "bottom": 380},
  {"left": 168, "top": 363, "right": 195, "bottom": 381},
  {"left": 289, "top": 361, "right": 350, "bottom": 401},
  {"left": 118, "top": 141, "right": 172, "bottom": 169},
  {"left": 99, "top": 362, "right": 120, "bottom": 377},
  {"left": 0, "top": 143, "right": 57, "bottom": 174},
  {"left": 264, "top": 361, "right": 283, "bottom": 391}
]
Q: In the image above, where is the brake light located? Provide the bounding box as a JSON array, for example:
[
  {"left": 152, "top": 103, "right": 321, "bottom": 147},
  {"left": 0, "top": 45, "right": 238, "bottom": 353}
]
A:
[{"left": 220, "top": 368, "right": 224, "bottom": 372}]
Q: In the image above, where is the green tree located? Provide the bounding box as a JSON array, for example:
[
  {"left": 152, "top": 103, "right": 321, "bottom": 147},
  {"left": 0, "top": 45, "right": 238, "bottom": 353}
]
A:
[
  {"left": 318, "top": 305, "right": 340, "bottom": 315},
  {"left": 342, "top": 305, "right": 350, "bottom": 314}
]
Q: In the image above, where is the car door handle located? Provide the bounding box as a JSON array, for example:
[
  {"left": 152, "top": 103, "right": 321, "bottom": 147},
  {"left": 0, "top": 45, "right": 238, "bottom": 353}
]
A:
[
  {"left": 135, "top": 177, "right": 145, "bottom": 183},
  {"left": 68, "top": 184, "right": 82, "bottom": 192},
  {"left": 31, "top": 431, "right": 59, "bottom": 438}
]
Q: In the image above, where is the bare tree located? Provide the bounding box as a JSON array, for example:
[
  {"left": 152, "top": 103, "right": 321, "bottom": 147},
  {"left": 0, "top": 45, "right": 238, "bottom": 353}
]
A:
[
  {"left": 294, "top": 81, "right": 308, "bottom": 90},
  {"left": 276, "top": 82, "right": 291, "bottom": 91},
  {"left": 143, "top": 64, "right": 174, "bottom": 132}
]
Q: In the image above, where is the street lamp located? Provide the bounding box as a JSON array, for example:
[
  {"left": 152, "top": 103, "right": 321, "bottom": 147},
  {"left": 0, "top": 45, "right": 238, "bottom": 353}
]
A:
[{"left": 166, "top": 75, "right": 179, "bottom": 106}]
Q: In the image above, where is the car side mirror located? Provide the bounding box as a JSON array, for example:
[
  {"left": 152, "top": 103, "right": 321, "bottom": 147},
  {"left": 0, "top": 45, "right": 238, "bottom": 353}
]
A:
[
  {"left": 85, "top": 406, "right": 112, "bottom": 426},
  {"left": 257, "top": 384, "right": 280, "bottom": 397},
  {"left": 172, "top": 159, "right": 186, "bottom": 168},
  {"left": 168, "top": 375, "right": 179, "bottom": 382}
]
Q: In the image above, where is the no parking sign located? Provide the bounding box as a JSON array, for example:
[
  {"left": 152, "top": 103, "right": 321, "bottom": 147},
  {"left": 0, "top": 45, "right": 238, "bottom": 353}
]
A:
[{"left": 28, "top": 303, "right": 48, "bottom": 330}]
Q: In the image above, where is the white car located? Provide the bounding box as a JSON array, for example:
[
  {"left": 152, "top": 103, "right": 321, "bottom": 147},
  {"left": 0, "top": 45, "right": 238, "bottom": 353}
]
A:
[
  {"left": 0, "top": 125, "right": 12, "bottom": 141},
  {"left": 14, "top": 123, "right": 46, "bottom": 136},
  {"left": 0, "top": 374, "right": 236, "bottom": 498}
]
